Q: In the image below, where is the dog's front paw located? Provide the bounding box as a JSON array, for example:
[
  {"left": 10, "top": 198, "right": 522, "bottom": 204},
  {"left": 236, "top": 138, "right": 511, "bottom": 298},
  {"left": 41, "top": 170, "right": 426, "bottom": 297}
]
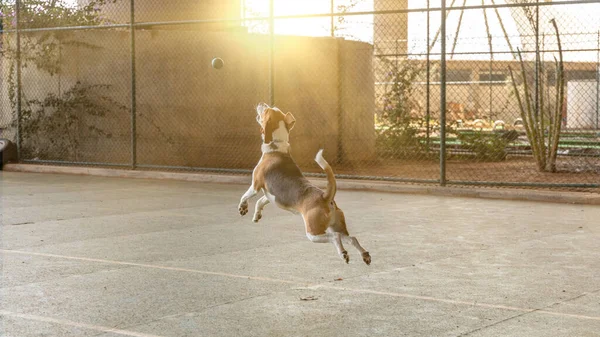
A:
[
  {"left": 362, "top": 252, "right": 371, "bottom": 265},
  {"left": 252, "top": 213, "right": 262, "bottom": 223},
  {"left": 238, "top": 202, "right": 248, "bottom": 216}
]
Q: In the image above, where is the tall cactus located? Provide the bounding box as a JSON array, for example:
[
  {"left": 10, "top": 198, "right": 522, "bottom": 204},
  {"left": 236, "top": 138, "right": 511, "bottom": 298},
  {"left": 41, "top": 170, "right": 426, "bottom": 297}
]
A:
[{"left": 508, "top": 19, "right": 565, "bottom": 172}]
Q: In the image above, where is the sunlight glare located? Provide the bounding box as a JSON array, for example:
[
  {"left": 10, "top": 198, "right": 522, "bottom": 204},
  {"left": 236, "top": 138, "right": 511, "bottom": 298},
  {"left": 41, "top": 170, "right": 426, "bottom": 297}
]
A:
[{"left": 243, "top": 0, "right": 374, "bottom": 42}]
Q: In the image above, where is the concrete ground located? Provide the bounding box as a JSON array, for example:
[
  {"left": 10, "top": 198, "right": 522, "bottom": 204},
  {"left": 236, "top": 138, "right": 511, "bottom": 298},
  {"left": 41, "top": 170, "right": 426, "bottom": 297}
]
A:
[{"left": 1, "top": 171, "right": 599, "bottom": 337}]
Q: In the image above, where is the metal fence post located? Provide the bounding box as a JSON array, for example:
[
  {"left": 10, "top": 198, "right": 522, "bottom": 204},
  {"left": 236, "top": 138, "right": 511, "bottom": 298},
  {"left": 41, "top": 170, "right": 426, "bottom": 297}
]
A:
[
  {"left": 489, "top": 34, "right": 493, "bottom": 120},
  {"left": 15, "top": 0, "right": 22, "bottom": 161},
  {"left": 426, "top": 0, "right": 431, "bottom": 153},
  {"left": 269, "top": 0, "right": 275, "bottom": 106},
  {"left": 534, "top": 0, "right": 540, "bottom": 125},
  {"left": 440, "top": 0, "right": 447, "bottom": 186},
  {"left": 130, "top": 0, "right": 137, "bottom": 169},
  {"left": 332, "top": 0, "right": 343, "bottom": 164},
  {"left": 596, "top": 30, "right": 599, "bottom": 129},
  {"left": 336, "top": 36, "right": 343, "bottom": 164},
  {"left": 330, "top": 0, "right": 335, "bottom": 37}
]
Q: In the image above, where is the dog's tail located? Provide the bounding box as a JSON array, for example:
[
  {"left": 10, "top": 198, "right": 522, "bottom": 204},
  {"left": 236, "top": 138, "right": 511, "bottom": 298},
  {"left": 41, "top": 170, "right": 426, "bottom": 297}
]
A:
[{"left": 315, "top": 149, "right": 336, "bottom": 204}]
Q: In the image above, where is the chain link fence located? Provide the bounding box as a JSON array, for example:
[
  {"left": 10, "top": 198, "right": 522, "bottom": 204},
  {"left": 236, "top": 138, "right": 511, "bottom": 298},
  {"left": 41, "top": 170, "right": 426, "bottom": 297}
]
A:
[{"left": 1, "top": 0, "right": 599, "bottom": 191}]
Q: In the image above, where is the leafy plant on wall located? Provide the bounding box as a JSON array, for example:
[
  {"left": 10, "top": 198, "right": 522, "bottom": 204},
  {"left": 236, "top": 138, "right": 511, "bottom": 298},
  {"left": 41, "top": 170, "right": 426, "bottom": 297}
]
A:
[
  {"left": 376, "top": 58, "right": 430, "bottom": 159},
  {"left": 19, "top": 82, "right": 128, "bottom": 160},
  {"left": 508, "top": 19, "right": 565, "bottom": 172},
  {"left": 0, "top": 0, "right": 123, "bottom": 160},
  {"left": 457, "top": 130, "right": 520, "bottom": 162}
]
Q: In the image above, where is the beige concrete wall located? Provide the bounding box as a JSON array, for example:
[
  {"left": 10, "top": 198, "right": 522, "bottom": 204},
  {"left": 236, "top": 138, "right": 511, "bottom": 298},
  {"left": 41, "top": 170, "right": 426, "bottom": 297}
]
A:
[
  {"left": 4, "top": 29, "right": 376, "bottom": 168},
  {"left": 340, "top": 40, "right": 377, "bottom": 163},
  {"left": 78, "top": 0, "right": 241, "bottom": 23},
  {"left": 271, "top": 35, "right": 341, "bottom": 166},
  {"left": 373, "top": 0, "right": 408, "bottom": 55}
]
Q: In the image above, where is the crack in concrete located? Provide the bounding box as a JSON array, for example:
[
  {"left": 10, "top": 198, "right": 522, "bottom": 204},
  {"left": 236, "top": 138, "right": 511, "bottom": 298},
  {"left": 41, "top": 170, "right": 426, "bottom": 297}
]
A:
[{"left": 455, "top": 288, "right": 600, "bottom": 336}]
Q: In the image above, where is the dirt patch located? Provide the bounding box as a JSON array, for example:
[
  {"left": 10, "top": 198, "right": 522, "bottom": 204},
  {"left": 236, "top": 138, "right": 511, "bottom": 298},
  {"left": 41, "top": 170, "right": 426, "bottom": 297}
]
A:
[{"left": 318, "top": 155, "right": 600, "bottom": 192}]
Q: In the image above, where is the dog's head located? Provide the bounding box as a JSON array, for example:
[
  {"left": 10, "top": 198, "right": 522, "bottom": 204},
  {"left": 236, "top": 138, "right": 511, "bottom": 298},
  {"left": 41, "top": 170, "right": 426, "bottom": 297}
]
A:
[{"left": 256, "top": 103, "right": 296, "bottom": 143}]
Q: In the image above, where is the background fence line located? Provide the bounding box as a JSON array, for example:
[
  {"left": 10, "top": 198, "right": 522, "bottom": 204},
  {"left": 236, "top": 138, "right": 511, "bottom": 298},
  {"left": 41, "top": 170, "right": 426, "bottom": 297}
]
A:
[{"left": 1, "top": 0, "right": 599, "bottom": 190}]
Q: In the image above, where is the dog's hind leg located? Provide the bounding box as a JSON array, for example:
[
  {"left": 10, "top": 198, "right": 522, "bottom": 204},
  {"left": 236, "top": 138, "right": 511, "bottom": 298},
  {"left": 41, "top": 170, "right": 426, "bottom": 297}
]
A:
[
  {"left": 342, "top": 235, "right": 371, "bottom": 265},
  {"left": 306, "top": 231, "right": 349, "bottom": 264},
  {"left": 332, "top": 232, "right": 350, "bottom": 263},
  {"left": 253, "top": 195, "right": 270, "bottom": 222}
]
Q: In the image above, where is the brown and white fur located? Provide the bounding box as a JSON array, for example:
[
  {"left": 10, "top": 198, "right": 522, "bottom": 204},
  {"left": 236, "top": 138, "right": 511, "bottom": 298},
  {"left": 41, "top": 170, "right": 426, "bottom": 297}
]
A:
[{"left": 237, "top": 103, "right": 371, "bottom": 265}]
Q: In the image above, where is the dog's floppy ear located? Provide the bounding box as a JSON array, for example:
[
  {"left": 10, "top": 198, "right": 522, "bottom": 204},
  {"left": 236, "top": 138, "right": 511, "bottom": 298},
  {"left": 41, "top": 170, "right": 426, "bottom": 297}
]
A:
[
  {"left": 284, "top": 112, "right": 296, "bottom": 130},
  {"left": 256, "top": 102, "right": 269, "bottom": 116}
]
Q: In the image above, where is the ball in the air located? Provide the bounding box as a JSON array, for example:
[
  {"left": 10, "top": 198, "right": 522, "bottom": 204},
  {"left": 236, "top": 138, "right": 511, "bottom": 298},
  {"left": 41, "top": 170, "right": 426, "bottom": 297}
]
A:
[{"left": 212, "top": 57, "right": 224, "bottom": 70}]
